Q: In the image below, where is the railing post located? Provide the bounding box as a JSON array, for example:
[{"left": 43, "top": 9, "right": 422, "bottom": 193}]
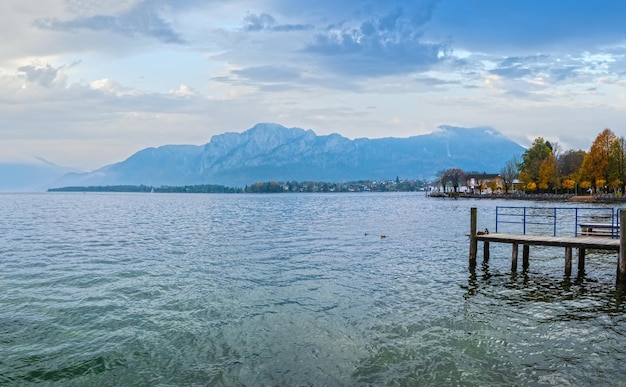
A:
[
  {"left": 523, "top": 207, "right": 527, "bottom": 235},
  {"left": 495, "top": 206, "right": 499, "bottom": 233},
  {"left": 469, "top": 207, "right": 477, "bottom": 267},
  {"left": 553, "top": 208, "right": 557, "bottom": 236}
]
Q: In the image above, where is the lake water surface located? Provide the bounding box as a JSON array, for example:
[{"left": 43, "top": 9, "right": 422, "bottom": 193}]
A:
[{"left": 2, "top": 192, "right": 626, "bottom": 386}]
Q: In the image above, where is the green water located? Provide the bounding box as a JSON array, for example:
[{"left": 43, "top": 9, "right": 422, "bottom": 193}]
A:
[{"left": 1, "top": 193, "right": 625, "bottom": 385}]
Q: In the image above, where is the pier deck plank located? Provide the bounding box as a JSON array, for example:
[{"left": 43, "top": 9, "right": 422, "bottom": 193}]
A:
[{"left": 475, "top": 232, "right": 620, "bottom": 251}]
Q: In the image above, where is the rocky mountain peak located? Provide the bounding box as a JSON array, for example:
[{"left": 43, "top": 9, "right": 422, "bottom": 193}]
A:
[{"left": 46, "top": 123, "right": 525, "bottom": 189}]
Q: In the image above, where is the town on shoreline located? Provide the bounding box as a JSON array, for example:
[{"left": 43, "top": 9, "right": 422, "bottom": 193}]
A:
[{"left": 46, "top": 180, "right": 626, "bottom": 203}]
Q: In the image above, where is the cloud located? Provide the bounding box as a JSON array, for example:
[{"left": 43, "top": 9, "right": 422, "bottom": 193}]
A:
[
  {"left": 304, "top": 3, "right": 447, "bottom": 77},
  {"left": 550, "top": 66, "right": 580, "bottom": 82},
  {"left": 414, "top": 77, "right": 459, "bottom": 86},
  {"left": 410, "top": 76, "right": 462, "bottom": 93},
  {"left": 89, "top": 78, "right": 138, "bottom": 96},
  {"left": 243, "top": 12, "right": 312, "bottom": 32},
  {"left": 17, "top": 63, "right": 68, "bottom": 89},
  {"left": 232, "top": 65, "right": 302, "bottom": 83},
  {"left": 488, "top": 55, "right": 550, "bottom": 80},
  {"left": 505, "top": 89, "right": 545, "bottom": 100},
  {"left": 215, "top": 65, "right": 361, "bottom": 93},
  {"left": 490, "top": 65, "right": 534, "bottom": 79},
  {"left": 34, "top": 1, "right": 183, "bottom": 43},
  {"left": 169, "top": 84, "right": 199, "bottom": 97}
]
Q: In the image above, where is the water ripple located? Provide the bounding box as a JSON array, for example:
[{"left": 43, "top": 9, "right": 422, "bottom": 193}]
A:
[{"left": 1, "top": 193, "right": 626, "bottom": 385}]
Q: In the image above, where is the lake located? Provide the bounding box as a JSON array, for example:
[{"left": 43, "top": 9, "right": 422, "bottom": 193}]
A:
[{"left": 1, "top": 192, "right": 626, "bottom": 385}]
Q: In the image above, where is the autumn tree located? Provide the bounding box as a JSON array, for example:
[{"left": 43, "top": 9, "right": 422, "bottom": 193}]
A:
[
  {"left": 562, "top": 179, "right": 576, "bottom": 193},
  {"left": 580, "top": 128, "right": 617, "bottom": 193},
  {"left": 519, "top": 137, "right": 552, "bottom": 187},
  {"left": 608, "top": 136, "right": 626, "bottom": 193},
  {"left": 579, "top": 180, "right": 592, "bottom": 194},
  {"left": 538, "top": 153, "right": 557, "bottom": 191},
  {"left": 500, "top": 156, "right": 519, "bottom": 194},
  {"left": 558, "top": 149, "right": 586, "bottom": 180}
]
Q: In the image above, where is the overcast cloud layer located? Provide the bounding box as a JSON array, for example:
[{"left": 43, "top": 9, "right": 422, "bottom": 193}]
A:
[{"left": 2, "top": 0, "right": 626, "bottom": 170}]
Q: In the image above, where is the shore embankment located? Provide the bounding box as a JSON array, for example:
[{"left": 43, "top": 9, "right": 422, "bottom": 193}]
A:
[{"left": 430, "top": 192, "right": 626, "bottom": 203}]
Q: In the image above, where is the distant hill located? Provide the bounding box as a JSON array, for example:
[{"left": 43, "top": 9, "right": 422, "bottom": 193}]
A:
[
  {"left": 49, "top": 123, "right": 525, "bottom": 188},
  {"left": 0, "top": 158, "right": 81, "bottom": 192}
]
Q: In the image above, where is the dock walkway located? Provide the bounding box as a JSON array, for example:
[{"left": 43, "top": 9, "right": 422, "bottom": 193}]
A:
[{"left": 469, "top": 207, "right": 626, "bottom": 282}]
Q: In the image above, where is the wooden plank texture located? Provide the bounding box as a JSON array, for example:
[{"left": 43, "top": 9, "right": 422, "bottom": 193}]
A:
[{"left": 475, "top": 233, "right": 620, "bottom": 251}]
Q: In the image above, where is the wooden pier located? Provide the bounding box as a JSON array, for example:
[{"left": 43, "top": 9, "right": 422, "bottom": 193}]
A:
[{"left": 469, "top": 207, "right": 626, "bottom": 282}]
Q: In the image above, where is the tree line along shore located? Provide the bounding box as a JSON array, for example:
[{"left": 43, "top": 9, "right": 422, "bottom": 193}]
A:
[
  {"left": 435, "top": 128, "right": 626, "bottom": 197},
  {"left": 47, "top": 179, "right": 429, "bottom": 194}
]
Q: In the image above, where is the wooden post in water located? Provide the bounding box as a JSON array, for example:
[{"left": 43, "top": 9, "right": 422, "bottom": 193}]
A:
[
  {"left": 522, "top": 245, "right": 530, "bottom": 270},
  {"left": 511, "top": 243, "right": 518, "bottom": 272},
  {"left": 484, "top": 241, "right": 490, "bottom": 262},
  {"left": 578, "top": 248, "right": 586, "bottom": 274},
  {"left": 565, "top": 246, "right": 572, "bottom": 277},
  {"left": 618, "top": 210, "right": 626, "bottom": 282},
  {"left": 469, "top": 207, "right": 477, "bottom": 267}
]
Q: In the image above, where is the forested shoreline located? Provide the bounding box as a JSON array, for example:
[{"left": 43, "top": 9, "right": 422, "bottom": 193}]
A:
[
  {"left": 47, "top": 184, "right": 243, "bottom": 194},
  {"left": 47, "top": 179, "right": 429, "bottom": 194}
]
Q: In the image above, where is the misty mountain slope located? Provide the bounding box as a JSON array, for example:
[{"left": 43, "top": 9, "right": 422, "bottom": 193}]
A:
[
  {"left": 0, "top": 159, "right": 81, "bottom": 192},
  {"left": 102, "top": 145, "right": 204, "bottom": 185}
]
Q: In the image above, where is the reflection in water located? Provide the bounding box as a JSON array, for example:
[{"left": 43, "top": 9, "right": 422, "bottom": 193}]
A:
[
  {"left": 462, "top": 257, "right": 626, "bottom": 385},
  {"left": 465, "top": 257, "right": 626, "bottom": 314}
]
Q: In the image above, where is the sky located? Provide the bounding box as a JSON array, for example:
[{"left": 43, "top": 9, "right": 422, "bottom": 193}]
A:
[{"left": 2, "top": 0, "right": 626, "bottom": 171}]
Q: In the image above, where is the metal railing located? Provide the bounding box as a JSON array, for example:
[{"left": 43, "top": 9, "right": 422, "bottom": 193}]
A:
[{"left": 495, "top": 206, "right": 620, "bottom": 238}]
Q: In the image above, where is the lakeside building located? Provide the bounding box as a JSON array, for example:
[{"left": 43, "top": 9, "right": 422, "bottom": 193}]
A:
[{"left": 463, "top": 173, "right": 504, "bottom": 194}]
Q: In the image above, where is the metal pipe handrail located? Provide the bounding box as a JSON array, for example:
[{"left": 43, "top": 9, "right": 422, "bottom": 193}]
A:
[{"left": 495, "top": 206, "right": 619, "bottom": 238}]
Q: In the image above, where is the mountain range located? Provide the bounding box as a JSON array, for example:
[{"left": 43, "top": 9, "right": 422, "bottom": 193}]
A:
[{"left": 3, "top": 123, "right": 526, "bottom": 191}]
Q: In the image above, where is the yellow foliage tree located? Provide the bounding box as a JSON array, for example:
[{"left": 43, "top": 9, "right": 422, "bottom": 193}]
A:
[
  {"left": 608, "top": 137, "right": 626, "bottom": 193},
  {"left": 538, "top": 154, "right": 557, "bottom": 191},
  {"left": 518, "top": 170, "right": 532, "bottom": 187},
  {"left": 609, "top": 179, "right": 622, "bottom": 193},
  {"left": 562, "top": 179, "right": 575, "bottom": 193},
  {"left": 596, "top": 179, "right": 606, "bottom": 192},
  {"left": 580, "top": 128, "right": 617, "bottom": 193}
]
